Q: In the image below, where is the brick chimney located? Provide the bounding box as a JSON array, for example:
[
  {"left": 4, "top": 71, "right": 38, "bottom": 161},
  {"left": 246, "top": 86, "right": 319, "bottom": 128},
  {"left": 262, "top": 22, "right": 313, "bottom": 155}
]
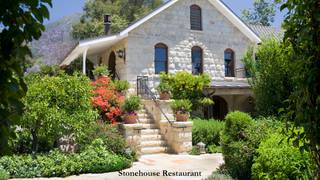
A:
[{"left": 104, "top": 15, "right": 111, "bottom": 35}]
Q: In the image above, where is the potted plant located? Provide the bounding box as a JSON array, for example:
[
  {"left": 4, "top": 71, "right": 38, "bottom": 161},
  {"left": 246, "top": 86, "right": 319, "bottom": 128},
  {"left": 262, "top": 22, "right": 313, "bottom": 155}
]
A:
[
  {"left": 113, "top": 80, "right": 130, "bottom": 96},
  {"left": 93, "top": 65, "right": 109, "bottom": 78},
  {"left": 122, "top": 96, "right": 141, "bottom": 124},
  {"left": 156, "top": 82, "right": 172, "bottom": 100},
  {"left": 170, "top": 99, "right": 192, "bottom": 121}
]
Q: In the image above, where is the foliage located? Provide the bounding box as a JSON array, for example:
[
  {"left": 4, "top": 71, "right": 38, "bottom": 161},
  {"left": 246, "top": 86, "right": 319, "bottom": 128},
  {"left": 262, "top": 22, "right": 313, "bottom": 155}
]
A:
[
  {"left": 221, "top": 112, "right": 281, "bottom": 180},
  {"left": 92, "top": 65, "right": 109, "bottom": 77},
  {"left": 191, "top": 118, "right": 225, "bottom": 147},
  {"left": 0, "top": 139, "right": 132, "bottom": 178},
  {"left": 72, "top": 0, "right": 163, "bottom": 39},
  {"left": 20, "top": 72, "right": 97, "bottom": 152},
  {"left": 113, "top": 80, "right": 130, "bottom": 93},
  {"left": 207, "top": 145, "right": 222, "bottom": 154},
  {"left": 198, "top": 97, "right": 214, "bottom": 107},
  {"left": 207, "top": 172, "right": 233, "bottom": 180},
  {"left": 0, "top": 0, "right": 51, "bottom": 155},
  {"left": 160, "top": 71, "right": 211, "bottom": 109},
  {"left": 156, "top": 82, "right": 172, "bottom": 93},
  {"left": 252, "top": 132, "right": 315, "bottom": 179},
  {"left": 243, "top": 39, "right": 293, "bottom": 117},
  {"left": 170, "top": 99, "right": 192, "bottom": 114},
  {"left": 241, "top": 0, "right": 279, "bottom": 26},
  {"left": 280, "top": 0, "right": 320, "bottom": 175},
  {"left": 80, "top": 123, "right": 128, "bottom": 157},
  {"left": 189, "top": 146, "right": 200, "bottom": 155},
  {"left": 0, "top": 167, "right": 9, "bottom": 180},
  {"left": 39, "top": 64, "right": 64, "bottom": 77},
  {"left": 122, "top": 96, "right": 141, "bottom": 113},
  {"left": 91, "top": 76, "right": 125, "bottom": 123}
]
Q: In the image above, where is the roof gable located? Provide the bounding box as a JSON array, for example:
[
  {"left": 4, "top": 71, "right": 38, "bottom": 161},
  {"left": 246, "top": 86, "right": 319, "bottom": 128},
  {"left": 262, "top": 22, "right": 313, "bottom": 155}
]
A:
[{"left": 61, "top": 0, "right": 261, "bottom": 66}]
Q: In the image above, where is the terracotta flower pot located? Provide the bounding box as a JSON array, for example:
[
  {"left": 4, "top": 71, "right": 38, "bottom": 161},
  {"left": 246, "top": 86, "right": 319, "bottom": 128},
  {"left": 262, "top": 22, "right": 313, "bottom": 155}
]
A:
[
  {"left": 159, "top": 91, "right": 171, "bottom": 100},
  {"left": 175, "top": 111, "right": 189, "bottom": 122},
  {"left": 124, "top": 113, "right": 138, "bottom": 124}
]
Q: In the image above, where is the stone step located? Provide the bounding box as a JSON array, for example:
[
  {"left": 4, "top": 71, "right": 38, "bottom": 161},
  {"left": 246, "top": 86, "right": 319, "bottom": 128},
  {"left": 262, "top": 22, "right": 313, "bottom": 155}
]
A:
[
  {"left": 138, "top": 113, "right": 148, "bottom": 118},
  {"left": 141, "top": 129, "right": 160, "bottom": 135},
  {"left": 141, "top": 140, "right": 166, "bottom": 147},
  {"left": 141, "top": 146, "right": 167, "bottom": 154},
  {"left": 141, "top": 134, "right": 163, "bottom": 141},
  {"left": 141, "top": 123, "right": 157, "bottom": 129},
  {"left": 138, "top": 118, "right": 155, "bottom": 124}
]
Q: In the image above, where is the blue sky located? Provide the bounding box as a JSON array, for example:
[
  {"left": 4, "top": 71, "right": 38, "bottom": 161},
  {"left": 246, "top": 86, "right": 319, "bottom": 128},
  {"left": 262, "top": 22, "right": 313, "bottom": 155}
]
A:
[{"left": 46, "top": 0, "right": 285, "bottom": 27}]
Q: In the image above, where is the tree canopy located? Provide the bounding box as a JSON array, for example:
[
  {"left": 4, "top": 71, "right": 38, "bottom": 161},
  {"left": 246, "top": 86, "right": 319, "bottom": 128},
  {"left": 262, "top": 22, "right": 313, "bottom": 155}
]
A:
[
  {"left": 0, "top": 0, "right": 52, "bottom": 155},
  {"left": 72, "top": 0, "right": 163, "bottom": 40},
  {"left": 280, "top": 0, "right": 320, "bottom": 176},
  {"left": 241, "top": 0, "right": 278, "bottom": 26}
]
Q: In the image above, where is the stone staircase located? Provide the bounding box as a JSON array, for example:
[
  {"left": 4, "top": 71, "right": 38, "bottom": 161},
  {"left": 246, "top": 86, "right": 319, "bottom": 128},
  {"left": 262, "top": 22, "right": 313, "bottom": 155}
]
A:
[{"left": 138, "top": 108, "right": 168, "bottom": 155}]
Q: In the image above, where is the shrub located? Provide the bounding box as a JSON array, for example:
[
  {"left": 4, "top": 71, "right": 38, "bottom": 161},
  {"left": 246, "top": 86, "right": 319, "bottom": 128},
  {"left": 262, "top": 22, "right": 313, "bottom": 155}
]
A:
[
  {"left": 20, "top": 72, "right": 98, "bottom": 153},
  {"left": 91, "top": 76, "right": 125, "bottom": 123},
  {"left": 221, "top": 113, "right": 283, "bottom": 180},
  {"left": 156, "top": 82, "right": 172, "bottom": 93},
  {"left": 122, "top": 96, "right": 141, "bottom": 113},
  {"left": 192, "top": 118, "right": 225, "bottom": 147},
  {"left": 170, "top": 99, "right": 192, "bottom": 113},
  {"left": 252, "top": 133, "right": 315, "bottom": 179},
  {"left": 0, "top": 139, "right": 132, "bottom": 178},
  {"left": 160, "top": 71, "right": 211, "bottom": 108},
  {"left": 207, "top": 145, "right": 222, "bottom": 153},
  {"left": 92, "top": 65, "right": 109, "bottom": 77},
  {"left": 207, "top": 172, "right": 233, "bottom": 180},
  {"left": 189, "top": 146, "right": 200, "bottom": 155},
  {"left": 113, "top": 80, "right": 130, "bottom": 93}
]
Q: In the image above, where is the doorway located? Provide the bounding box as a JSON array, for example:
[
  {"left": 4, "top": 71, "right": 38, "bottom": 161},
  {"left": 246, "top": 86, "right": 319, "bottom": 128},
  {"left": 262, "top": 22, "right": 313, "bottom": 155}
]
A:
[
  {"left": 205, "top": 96, "right": 228, "bottom": 120},
  {"left": 108, "top": 51, "right": 116, "bottom": 80}
]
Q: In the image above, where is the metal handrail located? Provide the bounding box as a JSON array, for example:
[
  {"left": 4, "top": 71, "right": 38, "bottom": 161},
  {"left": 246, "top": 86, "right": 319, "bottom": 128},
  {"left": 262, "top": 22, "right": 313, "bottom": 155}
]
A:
[{"left": 137, "top": 76, "right": 173, "bottom": 126}]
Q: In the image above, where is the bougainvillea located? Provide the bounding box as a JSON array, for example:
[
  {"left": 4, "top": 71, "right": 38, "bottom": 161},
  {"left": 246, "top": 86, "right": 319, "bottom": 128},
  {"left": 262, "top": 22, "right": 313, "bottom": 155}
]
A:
[{"left": 91, "top": 76, "right": 125, "bottom": 124}]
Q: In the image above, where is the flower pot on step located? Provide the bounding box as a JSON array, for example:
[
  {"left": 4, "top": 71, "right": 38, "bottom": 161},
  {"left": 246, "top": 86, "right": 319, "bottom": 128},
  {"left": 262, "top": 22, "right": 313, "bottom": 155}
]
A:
[
  {"left": 124, "top": 113, "right": 138, "bottom": 124},
  {"left": 175, "top": 111, "right": 189, "bottom": 122},
  {"left": 159, "top": 91, "right": 171, "bottom": 100}
]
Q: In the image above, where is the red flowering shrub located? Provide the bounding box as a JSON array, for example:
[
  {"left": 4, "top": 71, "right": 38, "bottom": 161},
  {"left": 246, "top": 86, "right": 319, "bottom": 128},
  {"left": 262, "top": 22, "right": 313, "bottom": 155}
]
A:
[{"left": 91, "top": 76, "right": 125, "bottom": 124}]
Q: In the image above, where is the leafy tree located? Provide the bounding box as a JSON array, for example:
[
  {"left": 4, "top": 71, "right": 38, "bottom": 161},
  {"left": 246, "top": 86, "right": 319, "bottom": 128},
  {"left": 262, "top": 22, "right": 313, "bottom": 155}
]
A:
[
  {"left": 280, "top": 0, "right": 320, "bottom": 177},
  {"left": 243, "top": 39, "right": 293, "bottom": 116},
  {"left": 0, "top": 0, "right": 52, "bottom": 155},
  {"left": 241, "top": 0, "right": 279, "bottom": 26},
  {"left": 72, "top": 0, "right": 163, "bottom": 40}
]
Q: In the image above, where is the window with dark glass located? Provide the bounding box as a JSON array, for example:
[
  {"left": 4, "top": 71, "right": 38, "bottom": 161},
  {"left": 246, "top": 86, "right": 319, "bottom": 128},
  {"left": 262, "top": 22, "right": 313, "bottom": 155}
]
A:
[
  {"left": 224, "top": 49, "right": 235, "bottom": 77},
  {"left": 155, "top": 43, "right": 168, "bottom": 74},
  {"left": 192, "top": 46, "right": 203, "bottom": 75},
  {"left": 190, "top": 5, "right": 202, "bottom": 31}
]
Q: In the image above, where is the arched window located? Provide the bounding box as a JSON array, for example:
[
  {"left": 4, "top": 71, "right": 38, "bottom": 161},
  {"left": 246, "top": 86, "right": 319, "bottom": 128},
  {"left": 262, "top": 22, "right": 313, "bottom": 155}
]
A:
[
  {"left": 224, "top": 49, "right": 235, "bottom": 77},
  {"left": 190, "top": 5, "right": 202, "bottom": 31},
  {"left": 154, "top": 43, "right": 168, "bottom": 74},
  {"left": 192, "top": 46, "right": 203, "bottom": 75}
]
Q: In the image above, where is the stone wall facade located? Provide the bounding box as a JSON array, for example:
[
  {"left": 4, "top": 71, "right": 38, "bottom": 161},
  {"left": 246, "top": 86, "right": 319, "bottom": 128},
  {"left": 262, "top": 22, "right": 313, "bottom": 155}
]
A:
[{"left": 124, "top": 0, "right": 255, "bottom": 89}]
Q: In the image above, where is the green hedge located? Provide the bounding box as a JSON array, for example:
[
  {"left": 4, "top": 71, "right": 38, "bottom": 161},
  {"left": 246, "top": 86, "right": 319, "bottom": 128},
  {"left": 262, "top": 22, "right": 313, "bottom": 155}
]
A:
[
  {"left": 192, "top": 118, "right": 225, "bottom": 147},
  {"left": 0, "top": 139, "right": 131, "bottom": 178},
  {"left": 252, "top": 132, "right": 315, "bottom": 179}
]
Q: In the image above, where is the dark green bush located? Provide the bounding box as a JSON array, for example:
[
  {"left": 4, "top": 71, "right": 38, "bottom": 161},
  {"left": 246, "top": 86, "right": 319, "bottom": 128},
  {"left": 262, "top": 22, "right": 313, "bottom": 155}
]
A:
[
  {"left": 252, "top": 132, "right": 315, "bottom": 180},
  {"left": 0, "top": 139, "right": 132, "bottom": 178},
  {"left": 207, "top": 145, "right": 222, "bottom": 153},
  {"left": 221, "top": 112, "right": 281, "bottom": 180},
  {"left": 192, "top": 118, "right": 225, "bottom": 147}
]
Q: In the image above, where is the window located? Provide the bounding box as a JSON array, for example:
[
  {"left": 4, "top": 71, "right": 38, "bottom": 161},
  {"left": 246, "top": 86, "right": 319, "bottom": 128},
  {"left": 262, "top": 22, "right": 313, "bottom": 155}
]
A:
[
  {"left": 192, "top": 46, "right": 203, "bottom": 75},
  {"left": 224, "top": 49, "right": 235, "bottom": 77},
  {"left": 190, "top": 5, "right": 202, "bottom": 31},
  {"left": 155, "top": 43, "right": 168, "bottom": 74}
]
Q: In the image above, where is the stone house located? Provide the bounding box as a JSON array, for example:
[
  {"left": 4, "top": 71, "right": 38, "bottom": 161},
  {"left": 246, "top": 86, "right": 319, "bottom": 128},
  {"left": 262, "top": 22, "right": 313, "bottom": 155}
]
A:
[{"left": 61, "top": 0, "right": 270, "bottom": 120}]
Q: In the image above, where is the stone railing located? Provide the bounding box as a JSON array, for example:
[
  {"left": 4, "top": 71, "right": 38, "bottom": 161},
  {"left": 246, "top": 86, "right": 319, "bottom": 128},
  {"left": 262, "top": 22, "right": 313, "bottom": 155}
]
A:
[{"left": 142, "top": 100, "right": 193, "bottom": 154}]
